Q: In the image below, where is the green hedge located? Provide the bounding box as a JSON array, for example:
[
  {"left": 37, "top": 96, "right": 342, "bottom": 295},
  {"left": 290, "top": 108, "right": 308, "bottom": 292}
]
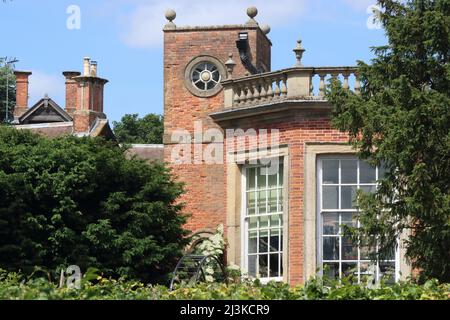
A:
[
  {"left": 0, "top": 127, "right": 188, "bottom": 283},
  {"left": 0, "top": 270, "right": 448, "bottom": 300}
]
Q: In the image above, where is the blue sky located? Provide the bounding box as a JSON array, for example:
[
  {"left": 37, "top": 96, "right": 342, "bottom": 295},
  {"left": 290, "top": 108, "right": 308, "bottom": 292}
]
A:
[{"left": 0, "top": 0, "right": 386, "bottom": 123}]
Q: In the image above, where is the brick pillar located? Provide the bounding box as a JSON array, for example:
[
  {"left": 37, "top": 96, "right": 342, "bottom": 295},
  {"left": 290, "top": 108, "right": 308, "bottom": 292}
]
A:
[
  {"left": 13, "top": 71, "right": 32, "bottom": 119},
  {"left": 62, "top": 71, "right": 81, "bottom": 117}
]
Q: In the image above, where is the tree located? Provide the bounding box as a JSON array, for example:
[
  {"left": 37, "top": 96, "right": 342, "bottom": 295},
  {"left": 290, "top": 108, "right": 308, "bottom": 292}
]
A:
[
  {"left": 328, "top": 0, "right": 449, "bottom": 282},
  {"left": 113, "top": 113, "right": 164, "bottom": 144},
  {"left": 0, "top": 127, "right": 189, "bottom": 283},
  {"left": 0, "top": 58, "right": 16, "bottom": 123}
]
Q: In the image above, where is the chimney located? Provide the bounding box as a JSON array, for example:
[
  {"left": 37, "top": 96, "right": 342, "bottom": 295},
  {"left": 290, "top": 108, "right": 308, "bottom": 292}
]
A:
[
  {"left": 62, "top": 71, "right": 81, "bottom": 117},
  {"left": 73, "top": 58, "right": 108, "bottom": 134},
  {"left": 13, "top": 71, "right": 32, "bottom": 119}
]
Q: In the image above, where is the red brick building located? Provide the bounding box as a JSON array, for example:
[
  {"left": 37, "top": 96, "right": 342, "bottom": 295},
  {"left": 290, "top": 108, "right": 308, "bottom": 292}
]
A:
[{"left": 163, "top": 7, "right": 411, "bottom": 285}]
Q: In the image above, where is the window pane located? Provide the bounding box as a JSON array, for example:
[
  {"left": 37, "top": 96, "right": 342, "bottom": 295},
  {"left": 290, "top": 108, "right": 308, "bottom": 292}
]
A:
[
  {"left": 248, "top": 256, "right": 257, "bottom": 277},
  {"left": 378, "top": 163, "right": 387, "bottom": 180},
  {"left": 341, "top": 160, "right": 357, "bottom": 184},
  {"left": 360, "top": 161, "right": 376, "bottom": 184},
  {"left": 212, "top": 71, "right": 220, "bottom": 82},
  {"left": 248, "top": 217, "right": 258, "bottom": 230},
  {"left": 207, "top": 81, "right": 215, "bottom": 90},
  {"left": 359, "top": 262, "right": 374, "bottom": 283},
  {"left": 247, "top": 167, "right": 256, "bottom": 190},
  {"left": 269, "top": 254, "right": 279, "bottom": 278},
  {"left": 259, "top": 230, "right": 268, "bottom": 253},
  {"left": 379, "top": 262, "right": 396, "bottom": 284},
  {"left": 268, "top": 172, "right": 277, "bottom": 188},
  {"left": 360, "top": 237, "right": 376, "bottom": 260},
  {"left": 341, "top": 212, "right": 357, "bottom": 229},
  {"left": 257, "top": 191, "right": 267, "bottom": 214},
  {"left": 258, "top": 167, "right": 267, "bottom": 188},
  {"left": 342, "top": 236, "right": 358, "bottom": 260},
  {"left": 360, "top": 247, "right": 376, "bottom": 260},
  {"left": 259, "top": 215, "right": 269, "bottom": 229},
  {"left": 196, "top": 82, "right": 206, "bottom": 90},
  {"left": 323, "top": 160, "right": 339, "bottom": 184},
  {"left": 270, "top": 214, "right": 280, "bottom": 228},
  {"left": 384, "top": 243, "right": 396, "bottom": 260},
  {"left": 323, "top": 236, "right": 339, "bottom": 260},
  {"left": 323, "top": 186, "right": 338, "bottom": 209},
  {"left": 259, "top": 255, "right": 268, "bottom": 278},
  {"left": 323, "top": 213, "right": 339, "bottom": 235},
  {"left": 323, "top": 262, "right": 339, "bottom": 280},
  {"left": 268, "top": 189, "right": 278, "bottom": 213},
  {"left": 248, "top": 231, "right": 257, "bottom": 254},
  {"left": 341, "top": 186, "right": 357, "bottom": 209},
  {"left": 360, "top": 185, "right": 376, "bottom": 194},
  {"left": 342, "top": 262, "right": 358, "bottom": 280},
  {"left": 270, "top": 229, "right": 280, "bottom": 252},
  {"left": 247, "top": 192, "right": 256, "bottom": 215}
]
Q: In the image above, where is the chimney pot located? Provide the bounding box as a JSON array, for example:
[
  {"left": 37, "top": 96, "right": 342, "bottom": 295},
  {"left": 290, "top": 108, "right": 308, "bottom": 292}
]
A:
[
  {"left": 90, "top": 61, "right": 98, "bottom": 77},
  {"left": 83, "top": 57, "right": 91, "bottom": 76}
]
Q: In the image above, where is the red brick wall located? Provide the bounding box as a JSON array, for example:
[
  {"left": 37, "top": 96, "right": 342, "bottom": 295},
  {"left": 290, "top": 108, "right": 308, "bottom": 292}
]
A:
[
  {"left": 14, "top": 71, "right": 32, "bottom": 118},
  {"left": 73, "top": 78, "right": 107, "bottom": 133},
  {"left": 63, "top": 71, "right": 81, "bottom": 116},
  {"left": 222, "top": 110, "right": 348, "bottom": 285},
  {"left": 163, "top": 26, "right": 271, "bottom": 232}
]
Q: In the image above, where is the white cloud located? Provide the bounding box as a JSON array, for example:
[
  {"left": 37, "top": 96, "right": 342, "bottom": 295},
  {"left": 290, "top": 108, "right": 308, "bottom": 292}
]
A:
[
  {"left": 28, "top": 71, "right": 65, "bottom": 106},
  {"left": 118, "top": 0, "right": 306, "bottom": 48}
]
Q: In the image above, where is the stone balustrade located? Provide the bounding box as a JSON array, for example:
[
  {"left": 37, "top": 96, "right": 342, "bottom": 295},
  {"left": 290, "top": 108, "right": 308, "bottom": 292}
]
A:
[{"left": 222, "top": 66, "right": 359, "bottom": 109}]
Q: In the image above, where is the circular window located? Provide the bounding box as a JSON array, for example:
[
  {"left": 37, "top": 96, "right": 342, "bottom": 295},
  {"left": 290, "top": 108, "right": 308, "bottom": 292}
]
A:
[
  {"left": 184, "top": 56, "right": 226, "bottom": 97},
  {"left": 191, "top": 62, "right": 221, "bottom": 91}
]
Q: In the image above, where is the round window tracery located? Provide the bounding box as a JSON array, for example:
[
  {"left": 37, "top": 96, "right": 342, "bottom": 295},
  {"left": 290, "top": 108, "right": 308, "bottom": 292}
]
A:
[
  {"left": 191, "top": 62, "right": 221, "bottom": 91},
  {"left": 184, "top": 56, "right": 226, "bottom": 98}
]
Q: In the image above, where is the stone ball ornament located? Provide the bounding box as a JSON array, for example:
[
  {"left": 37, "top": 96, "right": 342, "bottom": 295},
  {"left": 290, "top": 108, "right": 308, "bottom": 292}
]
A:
[
  {"left": 247, "top": 6, "right": 258, "bottom": 19},
  {"left": 165, "top": 9, "right": 176, "bottom": 22},
  {"left": 261, "top": 24, "right": 271, "bottom": 35}
]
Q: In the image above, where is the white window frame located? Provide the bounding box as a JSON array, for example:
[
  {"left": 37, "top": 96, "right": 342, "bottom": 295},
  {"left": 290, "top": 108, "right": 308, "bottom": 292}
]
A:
[
  {"left": 241, "top": 162, "right": 284, "bottom": 283},
  {"left": 317, "top": 155, "right": 400, "bottom": 283}
]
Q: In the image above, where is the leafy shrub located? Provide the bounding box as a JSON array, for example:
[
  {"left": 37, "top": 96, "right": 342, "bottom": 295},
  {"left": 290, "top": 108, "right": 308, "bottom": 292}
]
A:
[
  {"left": 0, "top": 127, "right": 188, "bottom": 283},
  {"left": 113, "top": 113, "right": 163, "bottom": 144},
  {"left": 0, "top": 270, "right": 448, "bottom": 300}
]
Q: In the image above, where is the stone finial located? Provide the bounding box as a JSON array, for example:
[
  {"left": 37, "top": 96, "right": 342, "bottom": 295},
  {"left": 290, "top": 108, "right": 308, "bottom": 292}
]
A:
[
  {"left": 293, "top": 39, "right": 306, "bottom": 66},
  {"left": 225, "top": 53, "right": 236, "bottom": 79},
  {"left": 44, "top": 94, "right": 50, "bottom": 109},
  {"left": 245, "top": 6, "right": 259, "bottom": 26},
  {"left": 164, "top": 9, "right": 177, "bottom": 30},
  {"left": 261, "top": 24, "right": 271, "bottom": 35}
]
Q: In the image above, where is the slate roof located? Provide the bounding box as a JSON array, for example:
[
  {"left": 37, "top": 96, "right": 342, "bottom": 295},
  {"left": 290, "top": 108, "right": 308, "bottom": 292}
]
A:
[{"left": 19, "top": 95, "right": 72, "bottom": 125}]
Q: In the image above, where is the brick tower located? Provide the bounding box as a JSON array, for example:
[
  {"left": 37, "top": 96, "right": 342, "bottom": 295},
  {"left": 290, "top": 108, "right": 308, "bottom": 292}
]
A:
[{"left": 163, "top": 7, "right": 272, "bottom": 233}]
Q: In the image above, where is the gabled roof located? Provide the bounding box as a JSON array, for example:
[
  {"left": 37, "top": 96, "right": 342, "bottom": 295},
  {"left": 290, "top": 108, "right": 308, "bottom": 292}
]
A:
[{"left": 19, "top": 95, "right": 72, "bottom": 125}]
